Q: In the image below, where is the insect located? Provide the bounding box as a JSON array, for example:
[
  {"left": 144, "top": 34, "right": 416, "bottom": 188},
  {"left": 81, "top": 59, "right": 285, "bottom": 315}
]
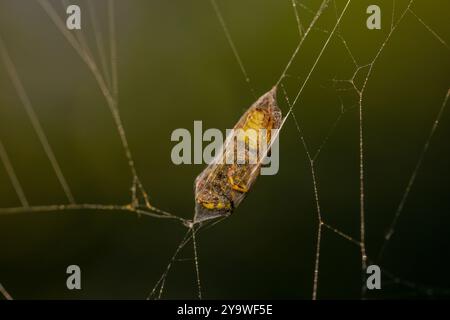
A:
[{"left": 193, "top": 86, "right": 282, "bottom": 224}]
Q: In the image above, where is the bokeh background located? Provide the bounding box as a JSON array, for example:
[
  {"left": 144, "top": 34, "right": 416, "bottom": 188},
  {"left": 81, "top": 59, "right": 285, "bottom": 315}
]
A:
[{"left": 0, "top": 0, "right": 449, "bottom": 299}]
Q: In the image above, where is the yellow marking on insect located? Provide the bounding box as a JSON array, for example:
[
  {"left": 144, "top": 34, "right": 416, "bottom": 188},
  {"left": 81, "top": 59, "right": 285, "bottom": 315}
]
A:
[
  {"left": 228, "top": 174, "right": 249, "bottom": 193},
  {"left": 243, "top": 109, "right": 271, "bottom": 130},
  {"left": 200, "top": 200, "right": 230, "bottom": 210},
  {"left": 239, "top": 109, "right": 274, "bottom": 150}
]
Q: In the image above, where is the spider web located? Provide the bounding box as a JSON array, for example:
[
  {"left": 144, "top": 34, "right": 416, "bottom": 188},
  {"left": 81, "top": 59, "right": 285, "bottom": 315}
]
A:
[{"left": 0, "top": 0, "right": 449, "bottom": 299}]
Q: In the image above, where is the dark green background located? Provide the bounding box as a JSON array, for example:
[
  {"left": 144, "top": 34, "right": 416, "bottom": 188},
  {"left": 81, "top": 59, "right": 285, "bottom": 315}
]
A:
[{"left": 0, "top": 0, "right": 449, "bottom": 299}]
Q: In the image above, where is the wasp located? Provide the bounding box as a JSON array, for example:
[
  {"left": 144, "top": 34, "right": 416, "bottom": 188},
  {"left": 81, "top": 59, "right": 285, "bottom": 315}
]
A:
[{"left": 193, "top": 86, "right": 282, "bottom": 224}]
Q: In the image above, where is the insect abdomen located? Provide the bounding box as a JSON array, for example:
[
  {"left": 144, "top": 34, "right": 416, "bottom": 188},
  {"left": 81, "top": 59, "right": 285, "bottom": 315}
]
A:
[{"left": 194, "top": 86, "right": 281, "bottom": 224}]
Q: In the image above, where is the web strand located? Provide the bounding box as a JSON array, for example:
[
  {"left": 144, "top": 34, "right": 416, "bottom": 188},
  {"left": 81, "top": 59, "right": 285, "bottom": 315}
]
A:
[
  {"left": 408, "top": 8, "right": 450, "bottom": 51},
  {"left": 108, "top": 0, "right": 119, "bottom": 101},
  {"left": 391, "top": 0, "right": 396, "bottom": 31},
  {"left": 0, "top": 283, "right": 13, "bottom": 300},
  {"left": 0, "top": 0, "right": 176, "bottom": 219},
  {"left": 0, "top": 139, "right": 29, "bottom": 207},
  {"left": 282, "top": 82, "right": 365, "bottom": 297},
  {"left": 37, "top": 0, "right": 155, "bottom": 209},
  {"left": 0, "top": 34, "right": 75, "bottom": 204},
  {"left": 352, "top": 0, "right": 415, "bottom": 297},
  {"left": 290, "top": 0, "right": 352, "bottom": 108},
  {"left": 87, "top": 1, "right": 112, "bottom": 90},
  {"left": 332, "top": 0, "right": 358, "bottom": 68},
  {"left": 38, "top": 1, "right": 133, "bottom": 178},
  {"left": 0, "top": 203, "right": 186, "bottom": 224},
  {"left": 291, "top": 0, "right": 304, "bottom": 38},
  {"left": 209, "top": 0, "right": 256, "bottom": 98},
  {"left": 192, "top": 225, "right": 203, "bottom": 299},
  {"left": 147, "top": 229, "right": 192, "bottom": 299},
  {"left": 377, "top": 88, "right": 450, "bottom": 262},
  {"left": 276, "top": 0, "right": 331, "bottom": 87}
]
